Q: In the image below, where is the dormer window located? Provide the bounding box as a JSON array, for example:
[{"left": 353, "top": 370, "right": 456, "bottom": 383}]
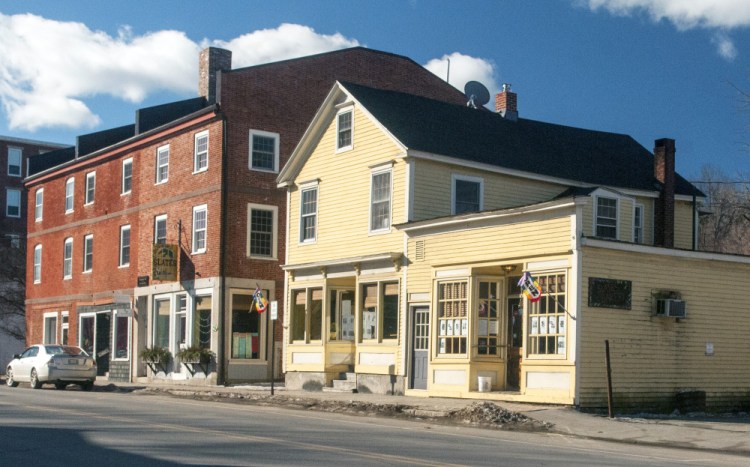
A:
[
  {"left": 595, "top": 196, "right": 618, "bottom": 239},
  {"left": 452, "top": 175, "right": 483, "bottom": 214}
]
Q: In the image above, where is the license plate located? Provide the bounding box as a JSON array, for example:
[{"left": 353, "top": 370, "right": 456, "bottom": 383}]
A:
[{"left": 68, "top": 358, "right": 80, "bottom": 365}]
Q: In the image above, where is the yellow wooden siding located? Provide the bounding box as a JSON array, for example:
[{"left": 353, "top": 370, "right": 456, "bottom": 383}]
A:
[
  {"left": 674, "top": 200, "right": 695, "bottom": 250},
  {"left": 579, "top": 247, "right": 750, "bottom": 411},
  {"left": 618, "top": 198, "right": 633, "bottom": 242},
  {"left": 411, "top": 159, "right": 565, "bottom": 221},
  {"left": 288, "top": 106, "right": 406, "bottom": 265}
]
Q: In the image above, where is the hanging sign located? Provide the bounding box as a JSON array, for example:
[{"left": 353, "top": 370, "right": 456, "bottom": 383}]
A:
[
  {"left": 518, "top": 272, "right": 543, "bottom": 302},
  {"left": 152, "top": 244, "right": 179, "bottom": 281}
]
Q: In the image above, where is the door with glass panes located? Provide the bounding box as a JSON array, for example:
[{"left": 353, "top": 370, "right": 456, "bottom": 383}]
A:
[{"left": 410, "top": 307, "right": 430, "bottom": 390}]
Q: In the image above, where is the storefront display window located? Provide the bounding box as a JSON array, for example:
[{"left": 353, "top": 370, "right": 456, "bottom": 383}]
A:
[{"left": 527, "top": 272, "right": 566, "bottom": 356}]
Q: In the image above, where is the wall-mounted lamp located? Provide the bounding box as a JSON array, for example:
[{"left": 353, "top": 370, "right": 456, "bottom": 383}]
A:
[{"left": 502, "top": 264, "right": 516, "bottom": 274}]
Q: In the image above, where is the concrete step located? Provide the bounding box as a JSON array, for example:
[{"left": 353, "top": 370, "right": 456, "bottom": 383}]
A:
[
  {"left": 339, "top": 372, "right": 356, "bottom": 382},
  {"left": 325, "top": 378, "right": 357, "bottom": 393}
]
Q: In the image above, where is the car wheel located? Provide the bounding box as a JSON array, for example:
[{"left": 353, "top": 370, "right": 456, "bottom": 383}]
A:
[
  {"left": 55, "top": 382, "right": 67, "bottom": 390},
  {"left": 81, "top": 381, "right": 93, "bottom": 391},
  {"left": 6, "top": 368, "right": 19, "bottom": 387},
  {"left": 30, "top": 368, "right": 42, "bottom": 389}
]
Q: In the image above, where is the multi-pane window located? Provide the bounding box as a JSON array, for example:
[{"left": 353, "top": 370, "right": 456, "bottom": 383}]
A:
[
  {"left": 154, "top": 215, "right": 167, "bottom": 244},
  {"left": 336, "top": 109, "right": 353, "bottom": 150},
  {"left": 44, "top": 314, "right": 57, "bottom": 344},
  {"left": 61, "top": 313, "right": 69, "bottom": 345},
  {"left": 85, "top": 172, "right": 96, "bottom": 205},
  {"left": 33, "top": 244, "right": 42, "bottom": 283},
  {"left": 192, "top": 205, "right": 207, "bottom": 253},
  {"left": 154, "top": 297, "right": 170, "bottom": 349},
  {"left": 34, "top": 188, "right": 43, "bottom": 221},
  {"left": 119, "top": 225, "right": 130, "bottom": 267},
  {"left": 122, "top": 158, "right": 132, "bottom": 194},
  {"left": 249, "top": 130, "right": 279, "bottom": 172},
  {"left": 634, "top": 204, "right": 644, "bottom": 244},
  {"left": 476, "top": 280, "right": 501, "bottom": 355},
  {"left": 83, "top": 234, "right": 93, "bottom": 272},
  {"left": 437, "top": 281, "right": 468, "bottom": 354},
  {"left": 454, "top": 176, "right": 482, "bottom": 214},
  {"left": 300, "top": 186, "right": 318, "bottom": 242},
  {"left": 370, "top": 171, "right": 391, "bottom": 232},
  {"left": 156, "top": 145, "right": 169, "bottom": 184},
  {"left": 63, "top": 238, "right": 73, "bottom": 279},
  {"left": 193, "top": 294, "right": 212, "bottom": 349},
  {"left": 194, "top": 131, "right": 209, "bottom": 172},
  {"left": 65, "top": 178, "right": 74, "bottom": 212},
  {"left": 8, "top": 147, "right": 22, "bottom": 176},
  {"left": 595, "top": 196, "right": 617, "bottom": 239},
  {"left": 248, "top": 205, "right": 276, "bottom": 258},
  {"left": 291, "top": 288, "right": 323, "bottom": 342},
  {"left": 6, "top": 188, "right": 21, "bottom": 217},
  {"left": 527, "top": 272, "right": 567, "bottom": 356},
  {"left": 329, "top": 289, "right": 355, "bottom": 341},
  {"left": 361, "top": 282, "right": 399, "bottom": 341}
]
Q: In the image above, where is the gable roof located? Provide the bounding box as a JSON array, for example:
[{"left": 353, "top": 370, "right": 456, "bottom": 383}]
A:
[{"left": 340, "top": 82, "right": 702, "bottom": 197}]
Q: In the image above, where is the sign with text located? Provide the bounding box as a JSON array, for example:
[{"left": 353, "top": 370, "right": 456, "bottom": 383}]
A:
[
  {"left": 588, "top": 277, "right": 632, "bottom": 310},
  {"left": 270, "top": 301, "right": 278, "bottom": 320},
  {"left": 152, "top": 244, "right": 179, "bottom": 281}
]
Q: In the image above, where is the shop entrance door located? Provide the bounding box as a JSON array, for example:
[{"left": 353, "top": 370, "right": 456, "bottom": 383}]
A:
[
  {"left": 410, "top": 307, "right": 430, "bottom": 390},
  {"left": 506, "top": 298, "right": 523, "bottom": 390},
  {"left": 81, "top": 312, "right": 111, "bottom": 376}
]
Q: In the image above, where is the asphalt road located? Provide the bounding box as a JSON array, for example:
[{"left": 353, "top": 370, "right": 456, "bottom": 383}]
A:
[{"left": 0, "top": 385, "right": 744, "bottom": 466}]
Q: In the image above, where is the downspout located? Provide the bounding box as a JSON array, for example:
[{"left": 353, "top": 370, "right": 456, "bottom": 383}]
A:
[
  {"left": 218, "top": 112, "right": 228, "bottom": 385},
  {"left": 692, "top": 194, "right": 697, "bottom": 251}
]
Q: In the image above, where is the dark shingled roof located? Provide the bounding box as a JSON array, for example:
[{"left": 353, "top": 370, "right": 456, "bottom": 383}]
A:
[
  {"left": 342, "top": 82, "right": 702, "bottom": 197},
  {"left": 28, "top": 146, "right": 75, "bottom": 176},
  {"left": 77, "top": 124, "right": 135, "bottom": 157},
  {"left": 135, "top": 97, "right": 208, "bottom": 134}
]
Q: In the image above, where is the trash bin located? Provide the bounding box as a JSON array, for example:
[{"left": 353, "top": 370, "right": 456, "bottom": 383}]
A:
[{"left": 477, "top": 376, "right": 491, "bottom": 392}]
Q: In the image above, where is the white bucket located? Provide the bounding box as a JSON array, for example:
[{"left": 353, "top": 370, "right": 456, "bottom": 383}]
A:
[{"left": 477, "top": 376, "right": 492, "bottom": 392}]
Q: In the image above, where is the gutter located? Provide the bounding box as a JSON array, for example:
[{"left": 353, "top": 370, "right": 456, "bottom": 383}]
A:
[{"left": 218, "top": 113, "right": 228, "bottom": 385}]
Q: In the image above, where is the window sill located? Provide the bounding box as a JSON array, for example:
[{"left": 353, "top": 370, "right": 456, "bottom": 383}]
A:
[
  {"left": 247, "top": 255, "right": 278, "bottom": 261},
  {"left": 248, "top": 167, "right": 278, "bottom": 174},
  {"left": 63, "top": 276, "right": 72, "bottom": 281},
  {"left": 335, "top": 146, "right": 353, "bottom": 154},
  {"left": 82, "top": 270, "right": 92, "bottom": 274},
  {"left": 191, "top": 250, "right": 206, "bottom": 255},
  {"left": 155, "top": 180, "right": 168, "bottom": 186},
  {"left": 118, "top": 264, "right": 130, "bottom": 269},
  {"left": 65, "top": 210, "right": 74, "bottom": 215},
  {"left": 121, "top": 191, "right": 131, "bottom": 197},
  {"left": 192, "top": 168, "right": 208, "bottom": 175}
]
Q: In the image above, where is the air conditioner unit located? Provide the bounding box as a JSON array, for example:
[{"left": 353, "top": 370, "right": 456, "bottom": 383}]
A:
[{"left": 655, "top": 298, "right": 686, "bottom": 318}]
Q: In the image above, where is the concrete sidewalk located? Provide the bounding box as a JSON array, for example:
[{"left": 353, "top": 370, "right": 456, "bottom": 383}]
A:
[{"left": 114, "top": 380, "right": 750, "bottom": 456}]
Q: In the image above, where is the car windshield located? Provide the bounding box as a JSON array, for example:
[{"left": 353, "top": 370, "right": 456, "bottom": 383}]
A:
[{"left": 45, "top": 345, "right": 87, "bottom": 356}]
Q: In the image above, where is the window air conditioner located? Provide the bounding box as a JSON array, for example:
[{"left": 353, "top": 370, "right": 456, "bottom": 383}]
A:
[{"left": 655, "top": 298, "right": 686, "bottom": 318}]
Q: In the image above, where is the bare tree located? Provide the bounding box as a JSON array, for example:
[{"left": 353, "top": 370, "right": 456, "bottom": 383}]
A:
[
  {"left": 0, "top": 233, "right": 26, "bottom": 341},
  {"left": 694, "top": 165, "right": 750, "bottom": 255}
]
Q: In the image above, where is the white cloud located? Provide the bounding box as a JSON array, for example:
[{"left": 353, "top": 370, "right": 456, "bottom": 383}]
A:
[
  {"left": 423, "top": 52, "right": 500, "bottom": 103},
  {"left": 208, "top": 23, "right": 360, "bottom": 67},
  {"left": 581, "top": 0, "right": 750, "bottom": 60},
  {"left": 0, "top": 13, "right": 199, "bottom": 131},
  {"left": 0, "top": 16, "right": 360, "bottom": 132}
]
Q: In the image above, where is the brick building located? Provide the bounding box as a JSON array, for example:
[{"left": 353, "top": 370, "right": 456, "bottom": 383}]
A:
[
  {"left": 23, "top": 47, "right": 464, "bottom": 384},
  {"left": 1, "top": 136, "right": 66, "bottom": 365}
]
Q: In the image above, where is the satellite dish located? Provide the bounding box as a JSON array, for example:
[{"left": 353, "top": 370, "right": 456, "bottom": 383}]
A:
[{"left": 464, "top": 81, "right": 490, "bottom": 109}]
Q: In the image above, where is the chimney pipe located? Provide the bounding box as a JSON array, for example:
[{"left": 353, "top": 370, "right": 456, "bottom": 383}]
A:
[
  {"left": 654, "top": 138, "right": 675, "bottom": 248},
  {"left": 495, "top": 83, "right": 518, "bottom": 121},
  {"left": 199, "top": 47, "right": 232, "bottom": 105}
]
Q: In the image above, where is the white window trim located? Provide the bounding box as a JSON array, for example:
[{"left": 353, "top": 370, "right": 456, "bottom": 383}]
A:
[
  {"left": 122, "top": 158, "right": 133, "bottom": 195},
  {"left": 594, "top": 195, "right": 619, "bottom": 240},
  {"left": 61, "top": 311, "right": 69, "bottom": 345},
  {"left": 34, "top": 188, "right": 43, "bottom": 222},
  {"left": 6, "top": 188, "right": 21, "bottom": 218},
  {"left": 369, "top": 167, "right": 393, "bottom": 234},
  {"left": 7, "top": 147, "right": 22, "bottom": 177},
  {"left": 248, "top": 129, "right": 279, "bottom": 173},
  {"left": 152, "top": 293, "right": 173, "bottom": 350},
  {"left": 451, "top": 174, "right": 484, "bottom": 215},
  {"left": 633, "top": 203, "right": 644, "bottom": 244},
  {"left": 85, "top": 172, "right": 96, "bottom": 205},
  {"left": 43, "top": 312, "right": 58, "bottom": 345},
  {"left": 299, "top": 181, "right": 319, "bottom": 244},
  {"left": 63, "top": 237, "right": 73, "bottom": 280},
  {"left": 156, "top": 144, "right": 170, "bottom": 184},
  {"left": 33, "top": 244, "right": 42, "bottom": 283},
  {"left": 192, "top": 204, "right": 207, "bottom": 254},
  {"left": 194, "top": 131, "right": 209, "bottom": 173},
  {"left": 247, "top": 203, "right": 278, "bottom": 260},
  {"left": 154, "top": 214, "right": 167, "bottom": 244},
  {"left": 65, "top": 177, "right": 75, "bottom": 213},
  {"left": 119, "top": 225, "right": 131, "bottom": 268},
  {"left": 112, "top": 310, "right": 132, "bottom": 361},
  {"left": 335, "top": 107, "right": 354, "bottom": 153},
  {"left": 83, "top": 234, "right": 93, "bottom": 273}
]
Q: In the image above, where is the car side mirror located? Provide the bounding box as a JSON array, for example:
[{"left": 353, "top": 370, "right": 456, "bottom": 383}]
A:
[{"left": 13, "top": 354, "right": 21, "bottom": 359}]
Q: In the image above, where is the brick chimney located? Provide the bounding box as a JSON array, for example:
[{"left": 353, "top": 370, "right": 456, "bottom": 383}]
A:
[
  {"left": 654, "top": 138, "right": 675, "bottom": 248},
  {"left": 495, "top": 83, "right": 518, "bottom": 121},
  {"left": 199, "top": 47, "right": 232, "bottom": 105}
]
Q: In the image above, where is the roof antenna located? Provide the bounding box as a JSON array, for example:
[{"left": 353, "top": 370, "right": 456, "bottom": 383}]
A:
[{"left": 464, "top": 81, "right": 490, "bottom": 109}]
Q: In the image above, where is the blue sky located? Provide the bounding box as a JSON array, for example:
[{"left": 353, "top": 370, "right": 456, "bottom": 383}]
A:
[{"left": 1, "top": 1, "right": 750, "bottom": 180}]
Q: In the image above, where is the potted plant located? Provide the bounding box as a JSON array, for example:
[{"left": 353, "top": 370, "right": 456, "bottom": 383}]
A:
[
  {"left": 176, "top": 346, "right": 214, "bottom": 363},
  {"left": 139, "top": 346, "right": 172, "bottom": 374}
]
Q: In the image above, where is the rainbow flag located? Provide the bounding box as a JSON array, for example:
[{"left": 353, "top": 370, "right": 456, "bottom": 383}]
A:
[{"left": 253, "top": 287, "right": 268, "bottom": 313}]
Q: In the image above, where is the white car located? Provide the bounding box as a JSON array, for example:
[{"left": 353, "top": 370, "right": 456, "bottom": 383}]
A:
[{"left": 5, "top": 345, "right": 97, "bottom": 390}]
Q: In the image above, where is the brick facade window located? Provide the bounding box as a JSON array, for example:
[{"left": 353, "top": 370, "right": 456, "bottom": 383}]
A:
[
  {"left": 65, "top": 178, "right": 74, "bottom": 213},
  {"left": 249, "top": 130, "right": 279, "bottom": 172},
  {"left": 83, "top": 234, "right": 93, "bottom": 272},
  {"left": 122, "top": 158, "right": 133, "bottom": 194},
  {"left": 154, "top": 215, "right": 167, "bottom": 244},
  {"left": 119, "top": 225, "right": 131, "bottom": 267},
  {"left": 85, "top": 172, "right": 96, "bottom": 205},
  {"left": 6, "top": 188, "right": 21, "bottom": 217},
  {"left": 194, "top": 131, "right": 209, "bottom": 172},
  {"left": 248, "top": 204, "right": 277, "bottom": 259},
  {"left": 34, "top": 188, "right": 43, "bottom": 222},
  {"left": 7, "top": 147, "right": 21, "bottom": 177},
  {"left": 156, "top": 145, "right": 169, "bottom": 184},
  {"left": 63, "top": 237, "right": 73, "bottom": 279},
  {"left": 192, "top": 205, "right": 207, "bottom": 253},
  {"left": 33, "top": 244, "right": 42, "bottom": 283}
]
